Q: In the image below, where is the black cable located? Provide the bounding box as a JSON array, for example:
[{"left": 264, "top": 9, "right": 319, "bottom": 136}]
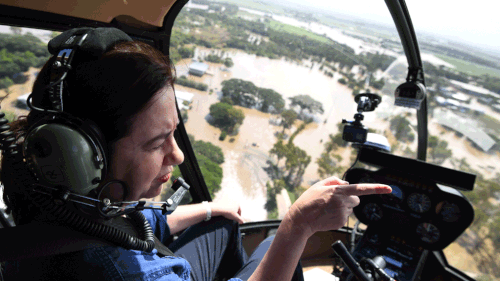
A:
[
  {"left": 31, "top": 192, "right": 155, "bottom": 252},
  {"left": 343, "top": 148, "right": 361, "bottom": 181}
]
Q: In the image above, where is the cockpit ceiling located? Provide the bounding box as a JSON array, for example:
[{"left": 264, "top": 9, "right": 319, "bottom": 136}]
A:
[{"left": 1, "top": 0, "right": 177, "bottom": 27}]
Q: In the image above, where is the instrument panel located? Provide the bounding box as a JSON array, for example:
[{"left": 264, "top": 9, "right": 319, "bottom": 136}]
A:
[{"left": 348, "top": 168, "right": 474, "bottom": 251}]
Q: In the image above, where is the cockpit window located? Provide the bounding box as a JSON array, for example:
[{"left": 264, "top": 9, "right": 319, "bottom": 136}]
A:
[{"left": 169, "top": 1, "right": 499, "bottom": 279}]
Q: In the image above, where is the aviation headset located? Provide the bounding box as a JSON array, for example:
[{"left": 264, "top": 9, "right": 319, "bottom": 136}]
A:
[
  {"left": 0, "top": 27, "right": 190, "bottom": 251},
  {"left": 23, "top": 27, "right": 133, "bottom": 197}
]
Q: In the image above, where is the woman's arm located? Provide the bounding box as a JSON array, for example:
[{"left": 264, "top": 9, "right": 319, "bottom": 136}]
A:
[
  {"left": 247, "top": 176, "right": 392, "bottom": 281},
  {"left": 167, "top": 198, "right": 244, "bottom": 235}
]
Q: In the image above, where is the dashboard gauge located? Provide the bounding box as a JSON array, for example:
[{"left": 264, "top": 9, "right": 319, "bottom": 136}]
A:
[
  {"left": 407, "top": 193, "right": 431, "bottom": 213},
  {"left": 441, "top": 203, "right": 461, "bottom": 222},
  {"left": 389, "top": 185, "right": 403, "bottom": 200},
  {"left": 416, "top": 223, "right": 440, "bottom": 243},
  {"left": 363, "top": 203, "right": 383, "bottom": 222}
]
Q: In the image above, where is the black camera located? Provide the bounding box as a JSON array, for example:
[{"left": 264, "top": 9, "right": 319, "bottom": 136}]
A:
[
  {"left": 342, "top": 93, "right": 381, "bottom": 144},
  {"left": 343, "top": 123, "right": 368, "bottom": 143}
]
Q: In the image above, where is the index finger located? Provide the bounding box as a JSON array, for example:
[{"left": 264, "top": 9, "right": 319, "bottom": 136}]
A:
[{"left": 337, "top": 184, "right": 392, "bottom": 196}]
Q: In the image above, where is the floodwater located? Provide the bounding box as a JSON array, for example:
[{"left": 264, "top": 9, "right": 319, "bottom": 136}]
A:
[
  {"left": 181, "top": 48, "right": 500, "bottom": 223},
  {"left": 180, "top": 49, "right": 360, "bottom": 221}
]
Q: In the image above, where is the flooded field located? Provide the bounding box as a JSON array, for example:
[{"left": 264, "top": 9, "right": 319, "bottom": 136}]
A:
[
  {"left": 179, "top": 49, "right": 361, "bottom": 220},
  {"left": 179, "top": 47, "right": 500, "bottom": 226}
]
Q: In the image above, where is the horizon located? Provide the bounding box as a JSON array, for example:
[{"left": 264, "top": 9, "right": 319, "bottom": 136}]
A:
[{"left": 248, "top": 0, "right": 500, "bottom": 58}]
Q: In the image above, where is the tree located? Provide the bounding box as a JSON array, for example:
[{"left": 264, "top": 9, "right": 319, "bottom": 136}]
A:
[
  {"left": 209, "top": 102, "right": 245, "bottom": 134},
  {"left": 258, "top": 88, "right": 284, "bottom": 113},
  {"left": 284, "top": 145, "right": 311, "bottom": 189},
  {"left": 280, "top": 109, "right": 297, "bottom": 133},
  {"left": 390, "top": 115, "right": 415, "bottom": 143},
  {"left": 289, "top": 94, "right": 324, "bottom": 119},
  {"left": 223, "top": 57, "right": 234, "bottom": 68},
  {"left": 428, "top": 135, "right": 452, "bottom": 165},
  {"left": 317, "top": 152, "right": 343, "bottom": 178},
  {"left": 265, "top": 179, "right": 286, "bottom": 219},
  {"left": 269, "top": 139, "right": 287, "bottom": 168},
  {"left": 316, "top": 133, "right": 346, "bottom": 178},
  {"left": 178, "top": 46, "right": 194, "bottom": 59},
  {"left": 196, "top": 153, "right": 223, "bottom": 198},
  {"left": 10, "top": 27, "right": 22, "bottom": 35},
  {"left": 221, "top": 78, "right": 258, "bottom": 107},
  {"left": 192, "top": 139, "right": 225, "bottom": 164}
]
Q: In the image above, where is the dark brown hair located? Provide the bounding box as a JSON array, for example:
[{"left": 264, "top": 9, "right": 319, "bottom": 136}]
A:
[{"left": 2, "top": 40, "right": 175, "bottom": 224}]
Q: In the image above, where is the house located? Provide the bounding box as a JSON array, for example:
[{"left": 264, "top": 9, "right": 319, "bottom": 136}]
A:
[
  {"left": 175, "top": 90, "right": 194, "bottom": 110},
  {"left": 188, "top": 62, "right": 209, "bottom": 76},
  {"left": 434, "top": 109, "right": 495, "bottom": 152}
]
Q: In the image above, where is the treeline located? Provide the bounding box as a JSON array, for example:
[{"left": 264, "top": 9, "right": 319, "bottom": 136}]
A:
[
  {"left": 424, "top": 61, "right": 500, "bottom": 96},
  {"left": 420, "top": 41, "right": 500, "bottom": 71},
  {"left": 204, "top": 54, "right": 234, "bottom": 67},
  {"left": 176, "top": 7, "right": 394, "bottom": 71},
  {"left": 0, "top": 33, "right": 49, "bottom": 89},
  {"left": 175, "top": 76, "right": 208, "bottom": 91}
]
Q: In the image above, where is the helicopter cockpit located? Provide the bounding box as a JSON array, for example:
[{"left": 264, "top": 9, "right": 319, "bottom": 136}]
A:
[{"left": 1, "top": 0, "right": 499, "bottom": 280}]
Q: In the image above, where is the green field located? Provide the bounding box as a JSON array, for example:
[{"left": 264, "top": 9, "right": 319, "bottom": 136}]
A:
[
  {"left": 216, "top": 0, "right": 285, "bottom": 14},
  {"left": 436, "top": 54, "right": 500, "bottom": 78},
  {"left": 267, "top": 20, "right": 332, "bottom": 45}
]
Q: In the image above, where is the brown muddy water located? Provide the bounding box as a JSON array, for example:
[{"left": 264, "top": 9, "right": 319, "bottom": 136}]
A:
[
  {"left": 180, "top": 48, "right": 500, "bottom": 223},
  {"left": 179, "top": 49, "right": 362, "bottom": 221}
]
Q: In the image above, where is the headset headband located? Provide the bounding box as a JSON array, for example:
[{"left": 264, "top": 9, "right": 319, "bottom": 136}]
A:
[{"left": 30, "top": 27, "right": 133, "bottom": 113}]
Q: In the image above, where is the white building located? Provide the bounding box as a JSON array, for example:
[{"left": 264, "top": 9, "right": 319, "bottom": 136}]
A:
[
  {"left": 188, "top": 62, "right": 209, "bottom": 77},
  {"left": 176, "top": 90, "right": 194, "bottom": 110}
]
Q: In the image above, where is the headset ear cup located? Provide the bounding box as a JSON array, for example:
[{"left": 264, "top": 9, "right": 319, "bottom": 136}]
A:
[
  {"left": 23, "top": 114, "right": 108, "bottom": 195},
  {"left": 81, "top": 119, "right": 108, "bottom": 182}
]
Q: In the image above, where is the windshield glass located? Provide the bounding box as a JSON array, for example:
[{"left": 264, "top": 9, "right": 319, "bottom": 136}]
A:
[
  {"left": 0, "top": 1, "right": 497, "bottom": 279},
  {"left": 168, "top": 1, "right": 498, "bottom": 279}
]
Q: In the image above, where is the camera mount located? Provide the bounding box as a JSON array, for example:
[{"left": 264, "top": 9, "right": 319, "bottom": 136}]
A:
[{"left": 342, "top": 93, "right": 381, "bottom": 144}]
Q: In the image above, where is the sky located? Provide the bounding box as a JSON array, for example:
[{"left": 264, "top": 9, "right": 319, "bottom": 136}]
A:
[{"left": 269, "top": 0, "right": 500, "bottom": 54}]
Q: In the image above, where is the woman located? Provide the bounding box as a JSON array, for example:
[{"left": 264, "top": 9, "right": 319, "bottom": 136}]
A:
[{"left": 1, "top": 27, "right": 391, "bottom": 280}]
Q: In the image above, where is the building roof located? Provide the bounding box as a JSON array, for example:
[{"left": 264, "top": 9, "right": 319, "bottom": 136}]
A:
[
  {"left": 189, "top": 62, "right": 209, "bottom": 73},
  {"left": 451, "top": 92, "right": 470, "bottom": 102},
  {"left": 175, "top": 90, "right": 194, "bottom": 110},
  {"left": 175, "top": 90, "right": 194, "bottom": 102},
  {"left": 449, "top": 80, "right": 498, "bottom": 97},
  {"left": 434, "top": 109, "right": 495, "bottom": 152}
]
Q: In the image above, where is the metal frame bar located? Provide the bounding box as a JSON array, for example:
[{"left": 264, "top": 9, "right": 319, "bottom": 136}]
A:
[{"left": 385, "top": 0, "right": 428, "bottom": 161}]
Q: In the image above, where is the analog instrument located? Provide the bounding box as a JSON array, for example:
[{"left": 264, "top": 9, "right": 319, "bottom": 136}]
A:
[
  {"left": 416, "top": 222, "right": 440, "bottom": 243},
  {"left": 441, "top": 202, "right": 460, "bottom": 222},
  {"left": 407, "top": 193, "right": 431, "bottom": 213}
]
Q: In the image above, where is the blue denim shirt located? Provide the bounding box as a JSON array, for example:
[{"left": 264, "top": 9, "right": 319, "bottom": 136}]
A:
[{"left": 4, "top": 209, "right": 243, "bottom": 281}]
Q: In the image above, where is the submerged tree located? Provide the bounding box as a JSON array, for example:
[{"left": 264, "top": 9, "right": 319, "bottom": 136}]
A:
[
  {"left": 280, "top": 109, "right": 298, "bottom": 134},
  {"left": 209, "top": 102, "right": 245, "bottom": 134},
  {"left": 316, "top": 132, "right": 347, "bottom": 178},
  {"left": 221, "top": 78, "right": 258, "bottom": 107},
  {"left": 258, "top": 88, "right": 285, "bottom": 113},
  {"left": 428, "top": 135, "right": 452, "bottom": 165},
  {"left": 390, "top": 115, "right": 415, "bottom": 143},
  {"left": 268, "top": 123, "right": 311, "bottom": 190},
  {"left": 289, "top": 94, "right": 324, "bottom": 119}
]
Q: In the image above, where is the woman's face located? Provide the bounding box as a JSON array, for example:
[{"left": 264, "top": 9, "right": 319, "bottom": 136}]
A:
[{"left": 108, "top": 86, "right": 184, "bottom": 201}]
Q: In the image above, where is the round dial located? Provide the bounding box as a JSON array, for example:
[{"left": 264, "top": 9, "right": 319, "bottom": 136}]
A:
[
  {"left": 363, "top": 203, "right": 383, "bottom": 222},
  {"left": 441, "top": 202, "right": 461, "bottom": 222},
  {"left": 416, "top": 222, "right": 440, "bottom": 243},
  {"left": 407, "top": 193, "right": 431, "bottom": 213}
]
